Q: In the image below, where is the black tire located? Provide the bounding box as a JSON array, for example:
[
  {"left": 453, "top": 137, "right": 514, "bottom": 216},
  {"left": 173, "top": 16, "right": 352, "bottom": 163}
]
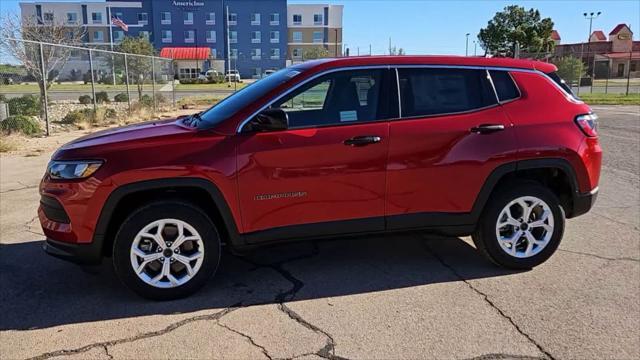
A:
[
  {"left": 472, "top": 182, "right": 565, "bottom": 270},
  {"left": 113, "top": 201, "right": 221, "bottom": 300}
]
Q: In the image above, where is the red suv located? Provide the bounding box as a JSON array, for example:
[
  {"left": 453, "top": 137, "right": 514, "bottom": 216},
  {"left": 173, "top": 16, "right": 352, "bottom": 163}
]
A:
[{"left": 39, "top": 56, "right": 601, "bottom": 299}]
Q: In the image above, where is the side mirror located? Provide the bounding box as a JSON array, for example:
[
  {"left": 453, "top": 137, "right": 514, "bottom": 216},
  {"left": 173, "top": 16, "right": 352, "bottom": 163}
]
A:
[{"left": 246, "top": 108, "right": 288, "bottom": 132}]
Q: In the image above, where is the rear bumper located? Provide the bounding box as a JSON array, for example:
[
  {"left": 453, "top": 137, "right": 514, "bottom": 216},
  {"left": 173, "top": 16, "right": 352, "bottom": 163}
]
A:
[
  {"left": 569, "top": 187, "right": 598, "bottom": 218},
  {"left": 43, "top": 238, "right": 103, "bottom": 265}
]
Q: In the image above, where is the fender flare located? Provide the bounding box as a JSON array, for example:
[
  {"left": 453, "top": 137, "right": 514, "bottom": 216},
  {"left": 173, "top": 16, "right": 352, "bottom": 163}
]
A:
[{"left": 92, "top": 177, "right": 243, "bottom": 253}]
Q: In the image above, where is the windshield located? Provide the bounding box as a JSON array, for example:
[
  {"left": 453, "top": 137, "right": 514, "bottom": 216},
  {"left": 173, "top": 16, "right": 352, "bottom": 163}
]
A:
[{"left": 197, "top": 68, "right": 301, "bottom": 129}]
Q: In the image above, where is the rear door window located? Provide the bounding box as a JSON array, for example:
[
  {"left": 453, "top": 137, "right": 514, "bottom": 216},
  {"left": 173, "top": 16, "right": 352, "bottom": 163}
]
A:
[
  {"left": 489, "top": 70, "right": 520, "bottom": 102},
  {"left": 397, "top": 68, "right": 496, "bottom": 118}
]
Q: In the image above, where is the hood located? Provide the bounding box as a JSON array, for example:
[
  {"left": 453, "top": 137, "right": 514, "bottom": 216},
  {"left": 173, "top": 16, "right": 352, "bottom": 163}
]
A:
[{"left": 54, "top": 118, "right": 195, "bottom": 158}]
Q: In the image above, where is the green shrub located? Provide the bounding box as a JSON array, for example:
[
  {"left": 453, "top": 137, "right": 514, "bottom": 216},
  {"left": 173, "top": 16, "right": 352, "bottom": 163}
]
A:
[
  {"left": 95, "top": 91, "right": 110, "bottom": 104},
  {"left": 140, "top": 94, "right": 153, "bottom": 107},
  {"left": 104, "top": 108, "right": 117, "bottom": 119},
  {"left": 60, "top": 109, "right": 87, "bottom": 124},
  {"left": 0, "top": 94, "right": 7, "bottom": 103},
  {"left": 1, "top": 115, "right": 42, "bottom": 136},
  {"left": 7, "top": 95, "right": 41, "bottom": 116},
  {"left": 114, "top": 93, "right": 129, "bottom": 102},
  {"left": 78, "top": 95, "right": 92, "bottom": 104}
]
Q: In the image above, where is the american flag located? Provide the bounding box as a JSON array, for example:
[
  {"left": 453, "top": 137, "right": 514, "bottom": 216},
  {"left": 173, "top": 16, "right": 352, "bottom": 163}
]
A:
[{"left": 111, "top": 16, "right": 128, "bottom": 32}]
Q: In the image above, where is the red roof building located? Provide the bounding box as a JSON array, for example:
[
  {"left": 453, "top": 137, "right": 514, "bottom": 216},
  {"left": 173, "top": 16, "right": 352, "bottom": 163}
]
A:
[
  {"left": 590, "top": 30, "right": 607, "bottom": 42},
  {"left": 551, "top": 30, "right": 561, "bottom": 41},
  {"left": 160, "top": 47, "right": 210, "bottom": 60}
]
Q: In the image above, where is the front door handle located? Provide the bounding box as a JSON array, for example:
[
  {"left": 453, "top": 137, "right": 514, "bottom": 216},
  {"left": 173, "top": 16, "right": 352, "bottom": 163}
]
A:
[
  {"left": 470, "top": 124, "right": 505, "bottom": 134},
  {"left": 344, "top": 136, "right": 382, "bottom": 146}
]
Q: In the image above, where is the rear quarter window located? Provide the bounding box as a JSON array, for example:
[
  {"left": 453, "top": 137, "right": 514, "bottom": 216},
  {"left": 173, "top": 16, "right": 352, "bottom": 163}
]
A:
[{"left": 489, "top": 70, "right": 520, "bottom": 102}]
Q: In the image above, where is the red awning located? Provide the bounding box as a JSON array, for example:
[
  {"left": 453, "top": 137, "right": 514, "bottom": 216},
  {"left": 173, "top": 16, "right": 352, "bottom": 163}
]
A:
[{"left": 160, "top": 47, "right": 210, "bottom": 60}]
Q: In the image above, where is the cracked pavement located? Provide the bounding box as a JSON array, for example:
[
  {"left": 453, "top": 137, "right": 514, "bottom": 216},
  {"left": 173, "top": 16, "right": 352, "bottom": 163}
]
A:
[{"left": 1, "top": 106, "right": 639, "bottom": 359}]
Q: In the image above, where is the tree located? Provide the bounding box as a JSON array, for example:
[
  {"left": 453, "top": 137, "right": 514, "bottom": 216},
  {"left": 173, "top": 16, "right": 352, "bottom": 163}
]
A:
[
  {"left": 0, "top": 13, "right": 85, "bottom": 134},
  {"left": 303, "top": 47, "right": 330, "bottom": 60},
  {"left": 117, "top": 35, "right": 155, "bottom": 99},
  {"left": 553, "top": 56, "right": 585, "bottom": 84},
  {"left": 478, "top": 5, "right": 555, "bottom": 58},
  {"left": 389, "top": 46, "right": 405, "bottom": 55}
]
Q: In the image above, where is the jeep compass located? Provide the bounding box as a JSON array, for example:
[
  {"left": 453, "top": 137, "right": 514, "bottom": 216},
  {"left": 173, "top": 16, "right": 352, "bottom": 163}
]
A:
[{"left": 39, "top": 56, "right": 601, "bottom": 299}]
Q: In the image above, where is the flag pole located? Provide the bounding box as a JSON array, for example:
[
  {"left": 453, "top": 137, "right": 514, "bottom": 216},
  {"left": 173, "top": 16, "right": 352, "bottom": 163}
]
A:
[{"left": 107, "top": 5, "right": 116, "bottom": 85}]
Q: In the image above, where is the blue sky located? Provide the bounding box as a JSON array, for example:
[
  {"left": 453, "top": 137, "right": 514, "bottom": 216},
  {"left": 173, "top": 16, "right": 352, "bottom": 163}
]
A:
[{"left": 1, "top": 0, "right": 638, "bottom": 55}]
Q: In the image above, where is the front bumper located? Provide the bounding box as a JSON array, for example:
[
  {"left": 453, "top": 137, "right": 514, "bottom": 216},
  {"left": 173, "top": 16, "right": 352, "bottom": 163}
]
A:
[
  {"left": 570, "top": 187, "right": 598, "bottom": 218},
  {"left": 43, "top": 237, "right": 102, "bottom": 265}
]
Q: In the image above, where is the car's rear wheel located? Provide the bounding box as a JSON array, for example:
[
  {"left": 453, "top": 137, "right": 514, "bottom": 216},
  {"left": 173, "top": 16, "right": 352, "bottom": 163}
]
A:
[
  {"left": 113, "top": 201, "right": 220, "bottom": 300},
  {"left": 472, "top": 182, "right": 565, "bottom": 269}
]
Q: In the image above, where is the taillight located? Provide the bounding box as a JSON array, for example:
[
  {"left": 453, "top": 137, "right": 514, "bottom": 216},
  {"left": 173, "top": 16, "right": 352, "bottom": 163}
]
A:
[{"left": 575, "top": 113, "right": 598, "bottom": 137}]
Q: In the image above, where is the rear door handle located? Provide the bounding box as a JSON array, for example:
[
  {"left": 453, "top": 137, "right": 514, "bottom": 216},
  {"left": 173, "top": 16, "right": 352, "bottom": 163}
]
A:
[
  {"left": 344, "top": 136, "right": 382, "bottom": 146},
  {"left": 470, "top": 124, "right": 505, "bottom": 134}
]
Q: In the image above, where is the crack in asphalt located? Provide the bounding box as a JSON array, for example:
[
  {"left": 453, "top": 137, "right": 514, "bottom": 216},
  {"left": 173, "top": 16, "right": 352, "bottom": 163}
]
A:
[
  {"left": 233, "top": 243, "right": 346, "bottom": 360},
  {"left": 27, "top": 305, "right": 240, "bottom": 360},
  {"left": 101, "top": 345, "right": 113, "bottom": 360},
  {"left": 422, "top": 239, "right": 556, "bottom": 360},
  {"left": 464, "top": 354, "right": 546, "bottom": 360},
  {"left": 558, "top": 248, "right": 640, "bottom": 263},
  {"left": 0, "top": 184, "right": 38, "bottom": 194},
  {"left": 591, "top": 211, "right": 640, "bottom": 231},
  {"left": 217, "top": 322, "right": 273, "bottom": 360}
]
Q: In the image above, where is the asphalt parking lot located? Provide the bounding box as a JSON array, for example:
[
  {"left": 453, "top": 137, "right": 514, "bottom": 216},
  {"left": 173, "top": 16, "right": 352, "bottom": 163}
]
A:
[{"left": 0, "top": 105, "right": 638, "bottom": 360}]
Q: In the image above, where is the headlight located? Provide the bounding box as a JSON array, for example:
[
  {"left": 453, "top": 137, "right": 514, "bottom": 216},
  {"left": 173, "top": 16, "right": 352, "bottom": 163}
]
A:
[{"left": 47, "top": 160, "right": 102, "bottom": 180}]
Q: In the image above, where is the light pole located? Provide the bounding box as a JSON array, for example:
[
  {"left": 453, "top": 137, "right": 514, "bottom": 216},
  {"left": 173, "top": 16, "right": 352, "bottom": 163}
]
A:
[
  {"left": 465, "top": 33, "right": 470, "bottom": 56},
  {"left": 473, "top": 40, "right": 477, "bottom": 56},
  {"left": 584, "top": 11, "right": 601, "bottom": 93}
]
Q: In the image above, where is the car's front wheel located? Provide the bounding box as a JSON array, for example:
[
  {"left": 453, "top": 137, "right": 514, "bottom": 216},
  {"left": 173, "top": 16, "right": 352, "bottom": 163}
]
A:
[
  {"left": 113, "top": 201, "right": 221, "bottom": 300},
  {"left": 472, "top": 182, "right": 565, "bottom": 269}
]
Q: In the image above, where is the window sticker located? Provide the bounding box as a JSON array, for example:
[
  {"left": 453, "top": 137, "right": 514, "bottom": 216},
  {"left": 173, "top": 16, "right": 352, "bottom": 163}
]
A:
[{"left": 340, "top": 111, "right": 358, "bottom": 122}]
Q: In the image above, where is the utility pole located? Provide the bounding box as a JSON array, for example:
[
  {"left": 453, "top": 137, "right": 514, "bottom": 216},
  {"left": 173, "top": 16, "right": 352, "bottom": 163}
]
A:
[
  {"left": 369, "top": 44, "right": 372, "bottom": 56},
  {"left": 473, "top": 40, "right": 477, "bottom": 56},
  {"left": 465, "top": 33, "right": 470, "bottom": 56},
  {"left": 389, "top": 37, "right": 391, "bottom": 55},
  {"left": 226, "top": 5, "right": 231, "bottom": 87},
  {"left": 584, "top": 11, "right": 601, "bottom": 93}
]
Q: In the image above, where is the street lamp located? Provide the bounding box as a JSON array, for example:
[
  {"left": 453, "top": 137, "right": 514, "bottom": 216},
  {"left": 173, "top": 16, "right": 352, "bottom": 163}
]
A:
[
  {"left": 473, "top": 40, "right": 477, "bottom": 56},
  {"left": 465, "top": 33, "right": 470, "bottom": 56},
  {"left": 583, "top": 11, "right": 601, "bottom": 94}
]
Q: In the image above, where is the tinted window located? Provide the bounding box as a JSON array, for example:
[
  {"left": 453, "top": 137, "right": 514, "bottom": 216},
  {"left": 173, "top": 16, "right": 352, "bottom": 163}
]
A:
[
  {"left": 398, "top": 68, "right": 496, "bottom": 117},
  {"left": 197, "top": 68, "right": 300, "bottom": 129},
  {"left": 272, "top": 69, "right": 392, "bottom": 128},
  {"left": 547, "top": 72, "right": 576, "bottom": 96},
  {"left": 489, "top": 70, "right": 520, "bottom": 102}
]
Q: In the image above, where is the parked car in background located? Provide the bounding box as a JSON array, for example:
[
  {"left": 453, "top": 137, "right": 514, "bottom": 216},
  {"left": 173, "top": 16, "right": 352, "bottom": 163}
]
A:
[
  {"left": 263, "top": 69, "right": 276, "bottom": 77},
  {"left": 225, "top": 70, "right": 241, "bottom": 82},
  {"left": 198, "top": 69, "right": 219, "bottom": 81},
  {"left": 39, "top": 56, "right": 601, "bottom": 300}
]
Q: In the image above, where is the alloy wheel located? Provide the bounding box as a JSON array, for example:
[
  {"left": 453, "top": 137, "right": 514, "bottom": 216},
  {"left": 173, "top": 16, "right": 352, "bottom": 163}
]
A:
[{"left": 495, "top": 196, "right": 555, "bottom": 258}]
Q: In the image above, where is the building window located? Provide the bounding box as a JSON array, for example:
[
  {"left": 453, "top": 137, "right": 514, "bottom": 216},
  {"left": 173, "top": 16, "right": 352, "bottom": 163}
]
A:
[
  {"left": 230, "top": 48, "right": 238, "bottom": 59},
  {"left": 92, "top": 12, "right": 102, "bottom": 24},
  {"left": 139, "top": 31, "right": 150, "bottom": 40},
  {"left": 270, "top": 31, "right": 279, "bottom": 43},
  {"left": 228, "top": 13, "right": 237, "bottom": 25},
  {"left": 184, "top": 12, "right": 193, "bottom": 25},
  {"left": 114, "top": 12, "right": 123, "bottom": 19},
  {"left": 43, "top": 12, "right": 54, "bottom": 23},
  {"left": 65, "top": 30, "right": 74, "bottom": 40},
  {"left": 270, "top": 48, "right": 280, "bottom": 60},
  {"left": 292, "top": 31, "right": 302, "bottom": 43},
  {"left": 251, "top": 48, "right": 262, "bottom": 60},
  {"left": 314, "top": 14, "right": 323, "bottom": 25},
  {"left": 93, "top": 30, "right": 104, "bottom": 42},
  {"left": 161, "top": 30, "right": 172, "bottom": 43},
  {"left": 161, "top": 12, "right": 171, "bottom": 25},
  {"left": 66, "top": 12, "right": 78, "bottom": 24},
  {"left": 313, "top": 31, "right": 323, "bottom": 43},
  {"left": 184, "top": 30, "right": 195, "bottom": 43},
  {"left": 206, "top": 30, "right": 216, "bottom": 43},
  {"left": 229, "top": 31, "right": 237, "bottom": 44},
  {"left": 251, "top": 13, "right": 260, "bottom": 25},
  {"left": 292, "top": 14, "right": 302, "bottom": 25},
  {"left": 206, "top": 12, "right": 215, "bottom": 25},
  {"left": 292, "top": 48, "right": 302, "bottom": 59},
  {"left": 270, "top": 13, "right": 279, "bottom": 25},
  {"left": 137, "top": 13, "right": 148, "bottom": 25},
  {"left": 251, "top": 31, "right": 261, "bottom": 43},
  {"left": 179, "top": 68, "right": 200, "bottom": 79},
  {"left": 113, "top": 30, "right": 124, "bottom": 42},
  {"left": 253, "top": 67, "right": 262, "bottom": 77},
  {"left": 211, "top": 48, "right": 217, "bottom": 59}
]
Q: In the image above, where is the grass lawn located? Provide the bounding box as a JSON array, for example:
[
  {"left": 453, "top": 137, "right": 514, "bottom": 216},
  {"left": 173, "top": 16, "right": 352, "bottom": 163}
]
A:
[
  {"left": 0, "top": 83, "right": 129, "bottom": 93},
  {"left": 177, "top": 95, "right": 226, "bottom": 107},
  {"left": 175, "top": 82, "right": 247, "bottom": 91},
  {"left": 580, "top": 93, "right": 640, "bottom": 105}
]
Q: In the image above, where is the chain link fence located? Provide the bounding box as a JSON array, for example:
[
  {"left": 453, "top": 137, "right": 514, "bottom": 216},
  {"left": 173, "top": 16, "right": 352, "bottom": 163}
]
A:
[
  {"left": 0, "top": 38, "right": 177, "bottom": 136},
  {"left": 534, "top": 50, "right": 639, "bottom": 96}
]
